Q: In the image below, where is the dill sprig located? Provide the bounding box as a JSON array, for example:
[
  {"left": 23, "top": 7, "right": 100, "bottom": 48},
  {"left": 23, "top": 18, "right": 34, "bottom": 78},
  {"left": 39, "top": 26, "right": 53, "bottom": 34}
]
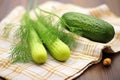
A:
[{"left": 10, "top": 12, "right": 32, "bottom": 63}]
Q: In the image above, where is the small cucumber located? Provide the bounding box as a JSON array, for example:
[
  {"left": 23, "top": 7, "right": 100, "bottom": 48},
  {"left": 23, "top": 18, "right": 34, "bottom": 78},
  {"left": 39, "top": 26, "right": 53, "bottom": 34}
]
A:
[{"left": 61, "top": 12, "right": 115, "bottom": 43}]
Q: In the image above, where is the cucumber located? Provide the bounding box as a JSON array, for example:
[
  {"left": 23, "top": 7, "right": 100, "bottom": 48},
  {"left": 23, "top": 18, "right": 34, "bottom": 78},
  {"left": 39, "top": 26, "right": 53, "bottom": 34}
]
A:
[{"left": 61, "top": 12, "right": 115, "bottom": 43}]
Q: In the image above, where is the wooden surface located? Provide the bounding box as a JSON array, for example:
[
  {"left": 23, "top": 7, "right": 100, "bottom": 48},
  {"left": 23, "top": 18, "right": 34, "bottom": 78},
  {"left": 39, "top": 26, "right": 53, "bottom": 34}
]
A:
[{"left": 0, "top": 0, "right": 120, "bottom": 80}]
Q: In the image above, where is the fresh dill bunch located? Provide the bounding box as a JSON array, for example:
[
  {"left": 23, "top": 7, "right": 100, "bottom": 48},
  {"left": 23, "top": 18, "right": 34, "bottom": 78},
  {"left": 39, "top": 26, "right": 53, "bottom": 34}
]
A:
[
  {"left": 10, "top": 12, "right": 32, "bottom": 63},
  {"left": 10, "top": 6, "right": 76, "bottom": 63}
]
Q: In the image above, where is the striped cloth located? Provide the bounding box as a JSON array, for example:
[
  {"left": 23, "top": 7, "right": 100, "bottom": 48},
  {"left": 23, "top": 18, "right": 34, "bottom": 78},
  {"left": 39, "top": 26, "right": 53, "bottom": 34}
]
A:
[{"left": 0, "top": 1, "right": 120, "bottom": 80}]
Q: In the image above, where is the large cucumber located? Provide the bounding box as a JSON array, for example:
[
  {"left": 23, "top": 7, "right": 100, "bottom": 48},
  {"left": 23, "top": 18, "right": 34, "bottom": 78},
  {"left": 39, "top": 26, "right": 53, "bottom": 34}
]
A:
[{"left": 61, "top": 12, "right": 115, "bottom": 43}]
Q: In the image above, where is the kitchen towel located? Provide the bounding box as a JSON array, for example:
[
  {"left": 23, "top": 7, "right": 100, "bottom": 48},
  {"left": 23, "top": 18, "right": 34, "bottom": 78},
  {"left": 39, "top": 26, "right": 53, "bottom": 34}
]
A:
[{"left": 0, "top": 1, "right": 120, "bottom": 80}]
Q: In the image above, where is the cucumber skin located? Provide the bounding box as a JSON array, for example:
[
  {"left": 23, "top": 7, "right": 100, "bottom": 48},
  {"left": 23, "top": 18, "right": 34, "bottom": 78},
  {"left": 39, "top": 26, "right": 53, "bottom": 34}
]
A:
[{"left": 61, "top": 12, "right": 115, "bottom": 43}]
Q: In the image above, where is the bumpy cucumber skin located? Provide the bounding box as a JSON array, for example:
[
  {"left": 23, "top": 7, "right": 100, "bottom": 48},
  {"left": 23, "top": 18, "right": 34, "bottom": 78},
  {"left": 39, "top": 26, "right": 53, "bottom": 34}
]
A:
[{"left": 61, "top": 12, "right": 115, "bottom": 43}]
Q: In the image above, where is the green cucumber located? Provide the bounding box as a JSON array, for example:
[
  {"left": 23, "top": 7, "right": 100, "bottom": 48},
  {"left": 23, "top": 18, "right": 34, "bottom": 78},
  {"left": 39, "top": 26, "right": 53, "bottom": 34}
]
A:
[{"left": 61, "top": 12, "right": 115, "bottom": 43}]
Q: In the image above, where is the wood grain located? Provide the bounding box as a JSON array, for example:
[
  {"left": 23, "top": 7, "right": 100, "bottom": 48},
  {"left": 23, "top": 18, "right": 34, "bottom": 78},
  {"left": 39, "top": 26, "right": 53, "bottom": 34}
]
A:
[{"left": 0, "top": 0, "right": 120, "bottom": 80}]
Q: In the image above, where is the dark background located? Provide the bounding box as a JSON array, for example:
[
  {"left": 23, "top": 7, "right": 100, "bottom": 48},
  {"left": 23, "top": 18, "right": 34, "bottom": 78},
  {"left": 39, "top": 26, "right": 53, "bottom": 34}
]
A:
[
  {"left": 0, "top": 0, "right": 120, "bottom": 80},
  {"left": 0, "top": 0, "right": 120, "bottom": 21}
]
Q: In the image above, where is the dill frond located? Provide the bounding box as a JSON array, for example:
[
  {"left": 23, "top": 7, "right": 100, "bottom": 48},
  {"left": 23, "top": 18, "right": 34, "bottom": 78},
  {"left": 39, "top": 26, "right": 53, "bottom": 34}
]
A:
[{"left": 10, "top": 12, "right": 32, "bottom": 63}]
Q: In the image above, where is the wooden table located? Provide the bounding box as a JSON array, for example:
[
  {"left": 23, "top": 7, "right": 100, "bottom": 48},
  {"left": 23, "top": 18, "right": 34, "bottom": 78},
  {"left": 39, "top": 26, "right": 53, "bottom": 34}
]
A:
[{"left": 0, "top": 0, "right": 120, "bottom": 80}]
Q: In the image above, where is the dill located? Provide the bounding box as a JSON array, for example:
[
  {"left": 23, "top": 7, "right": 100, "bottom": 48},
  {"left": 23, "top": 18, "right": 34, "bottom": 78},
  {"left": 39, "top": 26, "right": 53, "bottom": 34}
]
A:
[
  {"left": 9, "top": 5, "right": 76, "bottom": 63},
  {"left": 10, "top": 12, "right": 32, "bottom": 63}
]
